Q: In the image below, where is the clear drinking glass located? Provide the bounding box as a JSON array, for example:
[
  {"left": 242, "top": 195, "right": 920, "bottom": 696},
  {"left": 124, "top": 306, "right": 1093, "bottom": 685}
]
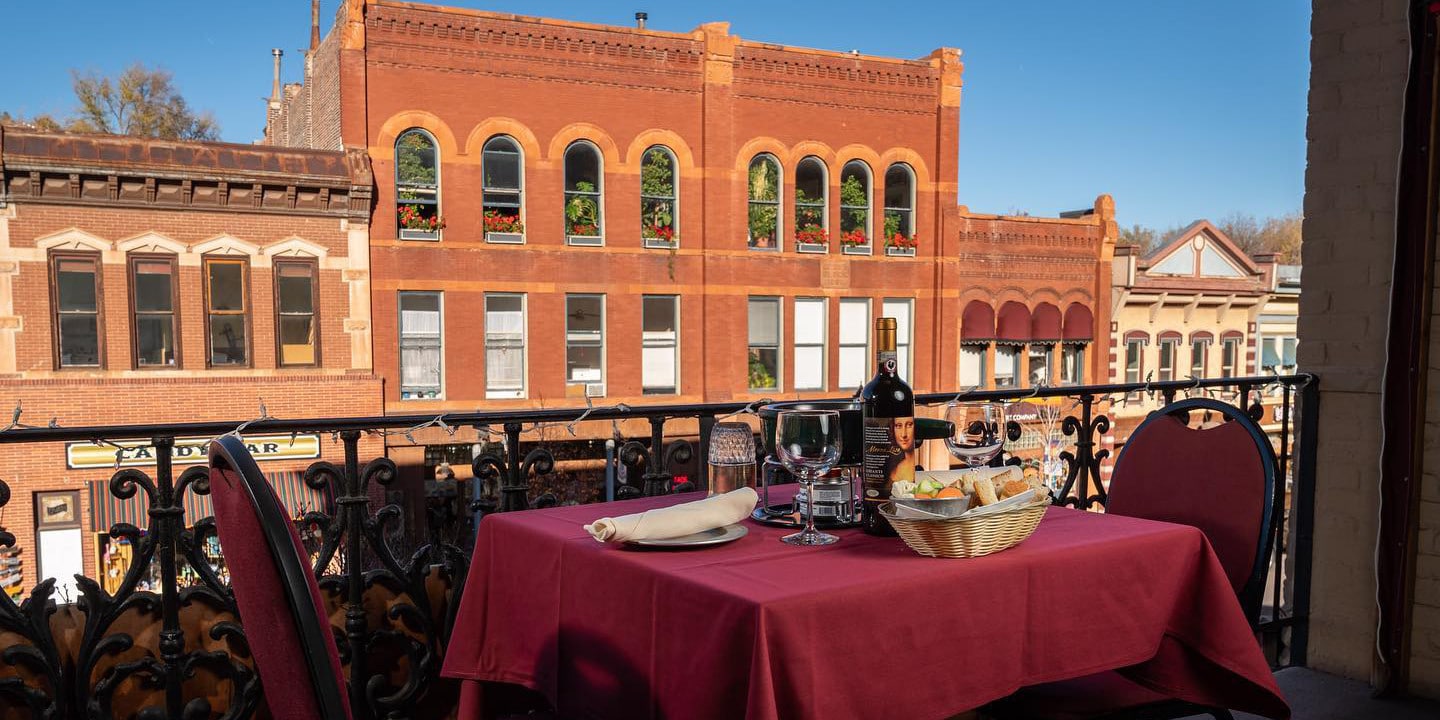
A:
[
  {"left": 944, "top": 401, "right": 1008, "bottom": 468},
  {"left": 708, "top": 422, "right": 758, "bottom": 496},
  {"left": 776, "top": 410, "right": 842, "bottom": 546}
]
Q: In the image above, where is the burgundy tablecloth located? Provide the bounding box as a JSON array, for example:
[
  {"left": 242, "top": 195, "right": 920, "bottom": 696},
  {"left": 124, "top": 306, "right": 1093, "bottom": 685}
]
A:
[{"left": 441, "top": 491, "right": 1289, "bottom": 720}]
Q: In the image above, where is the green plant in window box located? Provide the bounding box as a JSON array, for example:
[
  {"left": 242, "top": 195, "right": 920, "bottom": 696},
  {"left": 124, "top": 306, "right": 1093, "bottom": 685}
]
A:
[
  {"left": 566, "top": 181, "right": 601, "bottom": 237},
  {"left": 748, "top": 352, "right": 776, "bottom": 390}
]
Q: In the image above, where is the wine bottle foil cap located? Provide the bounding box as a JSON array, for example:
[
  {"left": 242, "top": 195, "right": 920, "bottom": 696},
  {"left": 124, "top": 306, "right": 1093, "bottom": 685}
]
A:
[{"left": 709, "top": 422, "right": 758, "bottom": 465}]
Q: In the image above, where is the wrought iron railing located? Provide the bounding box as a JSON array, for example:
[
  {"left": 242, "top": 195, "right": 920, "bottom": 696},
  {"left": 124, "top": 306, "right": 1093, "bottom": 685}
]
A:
[{"left": 0, "top": 374, "right": 1316, "bottom": 718}]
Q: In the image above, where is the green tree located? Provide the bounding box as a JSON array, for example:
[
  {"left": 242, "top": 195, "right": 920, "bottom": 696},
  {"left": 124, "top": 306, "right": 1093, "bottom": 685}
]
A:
[
  {"left": 1120, "top": 223, "right": 1159, "bottom": 254},
  {"left": 68, "top": 64, "right": 219, "bottom": 140}
]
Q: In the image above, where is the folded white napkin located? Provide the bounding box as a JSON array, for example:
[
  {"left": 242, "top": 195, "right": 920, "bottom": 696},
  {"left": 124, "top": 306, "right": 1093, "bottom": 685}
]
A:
[{"left": 584, "top": 487, "right": 759, "bottom": 543}]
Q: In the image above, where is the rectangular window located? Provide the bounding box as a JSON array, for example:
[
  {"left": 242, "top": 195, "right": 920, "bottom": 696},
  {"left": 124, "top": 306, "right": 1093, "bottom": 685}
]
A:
[
  {"left": 1158, "top": 338, "right": 1177, "bottom": 382},
  {"left": 838, "top": 298, "right": 871, "bottom": 390},
  {"left": 566, "top": 294, "right": 605, "bottom": 390},
  {"left": 748, "top": 297, "right": 781, "bottom": 390},
  {"left": 275, "top": 259, "right": 318, "bottom": 366},
  {"left": 1125, "top": 339, "right": 1144, "bottom": 384},
  {"left": 51, "top": 254, "right": 102, "bottom": 368},
  {"left": 794, "top": 298, "right": 826, "bottom": 391},
  {"left": 1191, "top": 339, "right": 1208, "bottom": 379},
  {"left": 995, "top": 345, "right": 1020, "bottom": 388},
  {"left": 960, "top": 344, "right": 987, "bottom": 388},
  {"left": 485, "top": 294, "right": 526, "bottom": 398},
  {"left": 130, "top": 256, "right": 178, "bottom": 368},
  {"left": 204, "top": 258, "right": 249, "bottom": 367},
  {"left": 399, "top": 291, "right": 443, "bottom": 399},
  {"left": 1221, "top": 337, "right": 1241, "bottom": 378},
  {"left": 642, "top": 295, "right": 679, "bottom": 395},
  {"left": 1261, "top": 335, "right": 1298, "bottom": 373},
  {"left": 1028, "top": 344, "right": 1051, "bottom": 387},
  {"left": 883, "top": 298, "right": 914, "bottom": 382},
  {"left": 1060, "top": 344, "right": 1085, "bottom": 385}
]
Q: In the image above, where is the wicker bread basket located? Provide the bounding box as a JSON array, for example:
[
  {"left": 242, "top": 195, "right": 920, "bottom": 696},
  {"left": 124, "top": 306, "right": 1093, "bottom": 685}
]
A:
[{"left": 880, "top": 497, "right": 1049, "bottom": 558}]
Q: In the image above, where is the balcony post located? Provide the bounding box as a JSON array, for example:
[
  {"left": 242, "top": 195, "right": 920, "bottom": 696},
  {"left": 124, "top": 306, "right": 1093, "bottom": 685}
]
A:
[
  {"left": 339, "top": 429, "right": 370, "bottom": 716},
  {"left": 643, "top": 417, "right": 671, "bottom": 496},
  {"left": 502, "top": 422, "right": 527, "bottom": 512},
  {"left": 152, "top": 435, "right": 185, "bottom": 719}
]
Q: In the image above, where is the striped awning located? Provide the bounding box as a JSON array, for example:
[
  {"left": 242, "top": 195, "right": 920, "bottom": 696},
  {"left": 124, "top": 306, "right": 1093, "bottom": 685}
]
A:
[{"left": 88, "top": 471, "right": 329, "bottom": 532}]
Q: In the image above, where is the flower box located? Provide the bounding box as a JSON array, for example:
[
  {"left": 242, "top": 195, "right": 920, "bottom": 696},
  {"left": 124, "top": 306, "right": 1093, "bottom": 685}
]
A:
[
  {"left": 568, "top": 235, "right": 604, "bottom": 247},
  {"left": 797, "top": 242, "right": 828, "bottom": 254},
  {"left": 399, "top": 228, "right": 439, "bottom": 241},
  {"left": 842, "top": 243, "right": 872, "bottom": 256},
  {"left": 486, "top": 232, "right": 524, "bottom": 245},
  {"left": 886, "top": 245, "right": 917, "bottom": 257},
  {"left": 644, "top": 237, "right": 677, "bottom": 249}
]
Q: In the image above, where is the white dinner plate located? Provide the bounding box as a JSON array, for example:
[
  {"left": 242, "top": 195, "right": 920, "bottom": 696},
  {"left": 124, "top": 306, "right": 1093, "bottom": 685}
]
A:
[{"left": 626, "top": 523, "right": 749, "bottom": 548}]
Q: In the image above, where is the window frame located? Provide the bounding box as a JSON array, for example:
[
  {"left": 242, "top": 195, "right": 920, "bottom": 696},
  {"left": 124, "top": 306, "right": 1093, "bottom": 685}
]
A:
[
  {"left": 641, "top": 294, "right": 680, "bottom": 395},
  {"left": 840, "top": 160, "right": 873, "bottom": 254},
  {"left": 747, "top": 296, "right": 783, "bottom": 391},
  {"left": 960, "top": 343, "right": 988, "bottom": 388},
  {"left": 1190, "top": 336, "right": 1210, "bottom": 379},
  {"left": 1060, "top": 344, "right": 1085, "bottom": 386},
  {"left": 1221, "top": 336, "right": 1242, "bottom": 378},
  {"left": 398, "top": 290, "right": 444, "bottom": 400},
  {"left": 565, "top": 293, "right": 607, "bottom": 391},
  {"left": 793, "top": 297, "right": 828, "bottom": 391},
  {"left": 1028, "top": 343, "right": 1053, "bottom": 387},
  {"left": 202, "top": 256, "right": 252, "bottom": 369},
  {"left": 640, "top": 145, "right": 679, "bottom": 249},
  {"left": 127, "top": 253, "right": 181, "bottom": 370},
  {"left": 564, "top": 141, "right": 605, "bottom": 246},
  {"left": 49, "top": 250, "right": 105, "bottom": 370},
  {"left": 838, "top": 297, "right": 872, "bottom": 391},
  {"left": 484, "top": 293, "right": 527, "bottom": 399},
  {"left": 883, "top": 162, "right": 916, "bottom": 243},
  {"left": 883, "top": 297, "right": 914, "bottom": 382},
  {"left": 995, "top": 343, "right": 1021, "bottom": 388},
  {"left": 1157, "top": 336, "right": 1180, "bottom": 382},
  {"left": 794, "top": 156, "right": 828, "bottom": 253},
  {"left": 272, "top": 258, "right": 320, "bottom": 368},
  {"left": 482, "top": 135, "right": 526, "bottom": 244},
  {"left": 747, "top": 154, "right": 782, "bottom": 251},
  {"left": 1124, "top": 338, "right": 1145, "bottom": 385},
  {"left": 395, "top": 128, "right": 442, "bottom": 241}
]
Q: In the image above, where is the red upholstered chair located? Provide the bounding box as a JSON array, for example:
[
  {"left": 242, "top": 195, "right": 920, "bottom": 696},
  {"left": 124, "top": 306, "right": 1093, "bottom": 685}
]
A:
[
  {"left": 209, "top": 435, "right": 353, "bottom": 720},
  {"left": 986, "top": 397, "right": 1278, "bottom": 720}
]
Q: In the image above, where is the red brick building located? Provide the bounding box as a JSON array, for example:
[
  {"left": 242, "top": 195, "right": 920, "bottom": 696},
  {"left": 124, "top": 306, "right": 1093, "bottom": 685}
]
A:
[
  {"left": 270, "top": 0, "right": 1116, "bottom": 422},
  {"left": 0, "top": 126, "right": 382, "bottom": 593}
]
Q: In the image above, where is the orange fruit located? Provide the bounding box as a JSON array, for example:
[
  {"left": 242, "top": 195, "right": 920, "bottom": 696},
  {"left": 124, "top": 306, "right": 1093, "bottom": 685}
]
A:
[{"left": 936, "top": 486, "right": 964, "bottom": 499}]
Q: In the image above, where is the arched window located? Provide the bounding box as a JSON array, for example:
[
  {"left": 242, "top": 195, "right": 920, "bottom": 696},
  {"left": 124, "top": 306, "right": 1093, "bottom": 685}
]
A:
[
  {"left": 482, "top": 136, "right": 524, "bottom": 244},
  {"left": 794, "top": 156, "right": 828, "bottom": 252},
  {"left": 884, "top": 163, "right": 916, "bottom": 256},
  {"left": 641, "top": 146, "right": 678, "bottom": 248},
  {"left": 747, "top": 154, "right": 781, "bottom": 250},
  {"left": 396, "top": 129, "right": 441, "bottom": 240},
  {"left": 840, "top": 161, "right": 871, "bottom": 254},
  {"left": 564, "top": 141, "right": 604, "bottom": 245}
]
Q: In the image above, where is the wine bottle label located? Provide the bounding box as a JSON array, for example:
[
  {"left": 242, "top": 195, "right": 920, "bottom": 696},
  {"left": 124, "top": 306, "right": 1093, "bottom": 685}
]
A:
[
  {"left": 861, "top": 415, "right": 917, "bottom": 501},
  {"left": 878, "top": 351, "right": 898, "bottom": 375}
]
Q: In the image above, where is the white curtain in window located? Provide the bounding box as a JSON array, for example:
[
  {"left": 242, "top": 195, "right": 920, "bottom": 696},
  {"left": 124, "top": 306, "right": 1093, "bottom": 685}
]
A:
[
  {"left": 883, "top": 298, "right": 913, "bottom": 381},
  {"left": 995, "top": 345, "right": 1019, "bottom": 387},
  {"left": 485, "top": 295, "right": 524, "bottom": 394},
  {"left": 960, "top": 345, "right": 985, "bottom": 387},
  {"left": 794, "top": 298, "right": 826, "bottom": 390},
  {"left": 839, "top": 299, "right": 870, "bottom": 389}
]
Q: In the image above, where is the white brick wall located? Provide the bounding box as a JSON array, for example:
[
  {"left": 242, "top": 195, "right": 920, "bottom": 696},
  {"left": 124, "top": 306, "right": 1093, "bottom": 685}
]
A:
[{"left": 1301, "top": 0, "right": 1414, "bottom": 688}]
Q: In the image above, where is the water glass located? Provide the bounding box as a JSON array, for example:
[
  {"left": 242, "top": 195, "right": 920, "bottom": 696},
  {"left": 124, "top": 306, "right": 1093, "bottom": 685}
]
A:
[
  {"left": 776, "top": 410, "right": 842, "bottom": 546},
  {"left": 944, "top": 402, "right": 1007, "bottom": 468},
  {"left": 708, "top": 422, "right": 757, "bottom": 496}
]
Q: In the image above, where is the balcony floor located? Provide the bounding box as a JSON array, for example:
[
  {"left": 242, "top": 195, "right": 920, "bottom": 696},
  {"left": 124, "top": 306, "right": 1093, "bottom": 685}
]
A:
[{"left": 1181, "top": 667, "right": 1440, "bottom": 720}]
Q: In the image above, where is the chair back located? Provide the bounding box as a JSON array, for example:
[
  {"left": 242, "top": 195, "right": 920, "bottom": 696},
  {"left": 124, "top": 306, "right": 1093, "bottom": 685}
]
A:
[
  {"left": 208, "top": 435, "right": 352, "bottom": 720},
  {"left": 1107, "top": 397, "right": 1277, "bottom": 622}
]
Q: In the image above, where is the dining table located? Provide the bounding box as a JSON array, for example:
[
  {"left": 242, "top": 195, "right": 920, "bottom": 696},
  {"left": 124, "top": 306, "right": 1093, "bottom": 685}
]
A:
[{"left": 440, "top": 487, "right": 1290, "bottom": 720}]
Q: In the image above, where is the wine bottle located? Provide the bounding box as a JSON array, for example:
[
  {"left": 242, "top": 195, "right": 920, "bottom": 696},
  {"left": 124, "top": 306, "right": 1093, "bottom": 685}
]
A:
[{"left": 860, "top": 317, "right": 915, "bottom": 536}]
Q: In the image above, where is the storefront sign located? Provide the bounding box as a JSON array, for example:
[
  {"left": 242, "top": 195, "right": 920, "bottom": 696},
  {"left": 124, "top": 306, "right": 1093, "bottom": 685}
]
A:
[{"left": 66, "top": 434, "right": 321, "bottom": 470}]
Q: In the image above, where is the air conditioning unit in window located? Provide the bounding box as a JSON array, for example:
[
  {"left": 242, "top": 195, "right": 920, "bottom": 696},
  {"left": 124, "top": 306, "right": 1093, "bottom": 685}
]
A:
[{"left": 584, "top": 383, "right": 606, "bottom": 398}]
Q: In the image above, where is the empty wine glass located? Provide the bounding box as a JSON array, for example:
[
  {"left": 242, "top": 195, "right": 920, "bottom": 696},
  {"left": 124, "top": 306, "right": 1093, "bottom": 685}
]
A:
[
  {"left": 776, "top": 410, "right": 842, "bottom": 546},
  {"left": 944, "top": 402, "right": 1007, "bottom": 468}
]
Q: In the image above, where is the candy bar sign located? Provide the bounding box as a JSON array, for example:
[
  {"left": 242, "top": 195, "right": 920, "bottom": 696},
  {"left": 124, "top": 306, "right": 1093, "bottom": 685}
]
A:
[{"left": 65, "top": 435, "right": 322, "bottom": 470}]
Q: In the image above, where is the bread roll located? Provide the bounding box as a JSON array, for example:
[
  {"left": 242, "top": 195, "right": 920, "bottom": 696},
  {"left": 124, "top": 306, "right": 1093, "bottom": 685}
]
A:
[
  {"left": 1000, "top": 479, "right": 1030, "bottom": 500},
  {"left": 972, "top": 477, "right": 999, "bottom": 506}
]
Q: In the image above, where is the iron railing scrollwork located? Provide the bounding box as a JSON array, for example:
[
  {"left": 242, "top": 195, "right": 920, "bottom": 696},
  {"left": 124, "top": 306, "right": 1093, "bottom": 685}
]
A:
[{"left": 0, "top": 374, "right": 1316, "bottom": 716}]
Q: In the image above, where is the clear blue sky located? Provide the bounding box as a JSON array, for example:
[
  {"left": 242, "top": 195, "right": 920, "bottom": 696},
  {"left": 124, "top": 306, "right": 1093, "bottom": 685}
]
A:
[{"left": 0, "top": 1, "right": 1310, "bottom": 230}]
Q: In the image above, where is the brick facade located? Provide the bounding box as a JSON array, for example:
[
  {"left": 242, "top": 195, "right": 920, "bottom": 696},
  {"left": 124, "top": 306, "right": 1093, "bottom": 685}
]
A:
[
  {"left": 1304, "top": 0, "right": 1440, "bottom": 696},
  {"left": 0, "top": 127, "right": 383, "bottom": 591},
  {"left": 268, "top": 1, "right": 1115, "bottom": 428}
]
